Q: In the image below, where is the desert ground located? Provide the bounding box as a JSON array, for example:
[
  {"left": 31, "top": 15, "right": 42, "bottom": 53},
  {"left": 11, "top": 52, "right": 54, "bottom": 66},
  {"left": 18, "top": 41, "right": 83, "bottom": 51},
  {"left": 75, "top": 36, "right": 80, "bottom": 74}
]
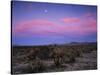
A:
[{"left": 11, "top": 42, "right": 97, "bottom": 74}]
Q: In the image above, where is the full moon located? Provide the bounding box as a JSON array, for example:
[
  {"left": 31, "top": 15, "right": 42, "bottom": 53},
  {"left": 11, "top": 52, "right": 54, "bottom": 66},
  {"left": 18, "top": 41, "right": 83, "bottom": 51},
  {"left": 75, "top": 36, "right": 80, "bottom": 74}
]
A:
[{"left": 44, "top": 9, "right": 48, "bottom": 13}]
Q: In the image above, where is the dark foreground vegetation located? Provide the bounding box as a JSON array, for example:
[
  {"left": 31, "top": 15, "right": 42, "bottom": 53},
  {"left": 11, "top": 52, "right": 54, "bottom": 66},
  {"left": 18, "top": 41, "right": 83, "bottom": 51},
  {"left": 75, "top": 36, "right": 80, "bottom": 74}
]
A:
[{"left": 11, "top": 42, "right": 97, "bottom": 74}]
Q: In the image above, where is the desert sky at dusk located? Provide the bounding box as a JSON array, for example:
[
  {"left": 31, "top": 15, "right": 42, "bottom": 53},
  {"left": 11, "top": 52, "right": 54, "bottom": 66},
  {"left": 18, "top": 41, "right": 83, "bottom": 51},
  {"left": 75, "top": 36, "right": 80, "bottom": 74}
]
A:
[{"left": 12, "top": 1, "right": 97, "bottom": 46}]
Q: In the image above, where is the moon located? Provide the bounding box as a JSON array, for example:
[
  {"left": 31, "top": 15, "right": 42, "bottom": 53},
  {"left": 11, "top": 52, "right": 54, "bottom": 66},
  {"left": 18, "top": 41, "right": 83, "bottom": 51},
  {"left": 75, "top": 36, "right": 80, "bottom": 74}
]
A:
[{"left": 44, "top": 9, "right": 48, "bottom": 13}]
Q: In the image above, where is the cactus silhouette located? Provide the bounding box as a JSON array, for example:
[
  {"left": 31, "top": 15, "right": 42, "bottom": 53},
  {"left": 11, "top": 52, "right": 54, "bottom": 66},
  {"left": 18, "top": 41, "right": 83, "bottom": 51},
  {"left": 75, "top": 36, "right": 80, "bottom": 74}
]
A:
[{"left": 50, "top": 47, "right": 65, "bottom": 67}]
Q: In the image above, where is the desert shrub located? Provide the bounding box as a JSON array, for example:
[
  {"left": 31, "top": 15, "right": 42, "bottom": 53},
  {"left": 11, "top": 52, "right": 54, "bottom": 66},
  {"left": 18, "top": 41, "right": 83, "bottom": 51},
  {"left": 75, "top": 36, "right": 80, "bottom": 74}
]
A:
[
  {"left": 28, "top": 57, "right": 46, "bottom": 73},
  {"left": 71, "top": 48, "right": 82, "bottom": 57},
  {"left": 68, "top": 54, "right": 75, "bottom": 63},
  {"left": 50, "top": 47, "right": 65, "bottom": 67},
  {"left": 64, "top": 51, "right": 76, "bottom": 63},
  {"left": 26, "top": 48, "right": 40, "bottom": 61},
  {"left": 37, "top": 47, "right": 51, "bottom": 60}
]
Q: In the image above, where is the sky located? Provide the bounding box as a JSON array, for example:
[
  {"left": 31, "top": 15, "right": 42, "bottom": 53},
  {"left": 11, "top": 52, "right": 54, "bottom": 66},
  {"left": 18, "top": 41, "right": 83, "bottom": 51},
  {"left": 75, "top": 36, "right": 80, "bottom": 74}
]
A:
[{"left": 12, "top": 1, "right": 97, "bottom": 46}]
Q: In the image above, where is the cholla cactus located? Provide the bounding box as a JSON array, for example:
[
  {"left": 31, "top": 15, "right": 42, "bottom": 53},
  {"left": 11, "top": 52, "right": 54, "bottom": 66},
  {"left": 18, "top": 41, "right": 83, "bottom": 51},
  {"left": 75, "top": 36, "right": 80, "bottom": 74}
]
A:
[
  {"left": 26, "top": 48, "right": 46, "bottom": 73},
  {"left": 29, "top": 57, "right": 45, "bottom": 73},
  {"left": 26, "top": 48, "right": 40, "bottom": 61},
  {"left": 50, "top": 47, "right": 65, "bottom": 67}
]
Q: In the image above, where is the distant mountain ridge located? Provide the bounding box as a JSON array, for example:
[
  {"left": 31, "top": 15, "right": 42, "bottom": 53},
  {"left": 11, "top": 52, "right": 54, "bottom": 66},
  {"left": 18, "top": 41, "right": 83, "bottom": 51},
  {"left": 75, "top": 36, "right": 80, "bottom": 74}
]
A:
[
  {"left": 69, "top": 42, "right": 97, "bottom": 45},
  {"left": 13, "top": 42, "right": 97, "bottom": 47}
]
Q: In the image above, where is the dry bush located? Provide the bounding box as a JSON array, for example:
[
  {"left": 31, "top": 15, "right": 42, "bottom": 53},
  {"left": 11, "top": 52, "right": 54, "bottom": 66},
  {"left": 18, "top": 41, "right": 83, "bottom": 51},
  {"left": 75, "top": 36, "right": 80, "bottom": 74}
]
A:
[
  {"left": 26, "top": 48, "right": 40, "bottom": 61},
  {"left": 28, "top": 57, "right": 46, "bottom": 73},
  {"left": 50, "top": 47, "right": 65, "bottom": 67}
]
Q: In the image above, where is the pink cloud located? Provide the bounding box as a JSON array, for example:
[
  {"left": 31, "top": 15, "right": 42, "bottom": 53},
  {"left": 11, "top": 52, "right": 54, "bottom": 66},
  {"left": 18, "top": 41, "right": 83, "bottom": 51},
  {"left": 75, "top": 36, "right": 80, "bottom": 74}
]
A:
[
  {"left": 13, "top": 13, "right": 97, "bottom": 37},
  {"left": 80, "top": 13, "right": 97, "bottom": 33},
  {"left": 60, "top": 17, "right": 80, "bottom": 23},
  {"left": 59, "top": 13, "right": 96, "bottom": 36},
  {"left": 81, "top": 19, "right": 97, "bottom": 33},
  {"left": 12, "top": 19, "right": 57, "bottom": 36}
]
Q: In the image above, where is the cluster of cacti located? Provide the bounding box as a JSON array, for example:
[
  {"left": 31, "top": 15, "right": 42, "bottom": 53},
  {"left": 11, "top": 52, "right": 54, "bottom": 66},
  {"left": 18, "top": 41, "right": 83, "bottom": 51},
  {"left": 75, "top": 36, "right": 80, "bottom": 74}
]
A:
[
  {"left": 12, "top": 43, "right": 97, "bottom": 74},
  {"left": 28, "top": 57, "right": 46, "bottom": 73},
  {"left": 50, "top": 47, "right": 82, "bottom": 65},
  {"left": 26, "top": 48, "right": 40, "bottom": 61},
  {"left": 50, "top": 47, "right": 65, "bottom": 67},
  {"left": 22, "top": 48, "right": 46, "bottom": 73}
]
